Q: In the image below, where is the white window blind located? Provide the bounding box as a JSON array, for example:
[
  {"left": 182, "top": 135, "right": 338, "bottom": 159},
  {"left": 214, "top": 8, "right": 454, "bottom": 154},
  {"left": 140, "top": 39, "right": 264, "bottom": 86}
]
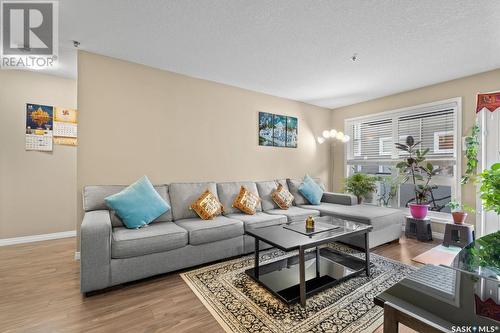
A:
[
  {"left": 346, "top": 104, "right": 458, "bottom": 163},
  {"left": 347, "top": 118, "right": 393, "bottom": 161},
  {"left": 397, "top": 109, "right": 455, "bottom": 158}
]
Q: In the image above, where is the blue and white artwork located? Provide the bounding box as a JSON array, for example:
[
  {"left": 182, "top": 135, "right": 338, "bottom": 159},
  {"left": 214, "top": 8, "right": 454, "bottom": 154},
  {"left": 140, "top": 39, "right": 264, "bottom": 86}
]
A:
[
  {"left": 286, "top": 116, "right": 298, "bottom": 148},
  {"left": 273, "top": 115, "right": 287, "bottom": 147},
  {"left": 259, "top": 112, "right": 298, "bottom": 148},
  {"left": 258, "top": 112, "right": 274, "bottom": 146}
]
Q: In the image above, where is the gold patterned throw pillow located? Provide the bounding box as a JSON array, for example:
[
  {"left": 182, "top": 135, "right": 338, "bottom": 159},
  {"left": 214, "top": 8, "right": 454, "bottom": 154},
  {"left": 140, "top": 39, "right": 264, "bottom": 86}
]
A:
[
  {"left": 190, "top": 190, "right": 224, "bottom": 220},
  {"left": 232, "top": 186, "right": 261, "bottom": 215},
  {"left": 271, "top": 184, "right": 294, "bottom": 210}
]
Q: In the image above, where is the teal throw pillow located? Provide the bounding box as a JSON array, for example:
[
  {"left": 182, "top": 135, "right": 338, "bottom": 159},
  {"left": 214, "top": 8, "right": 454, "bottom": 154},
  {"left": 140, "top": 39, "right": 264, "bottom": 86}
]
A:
[
  {"left": 298, "top": 175, "right": 324, "bottom": 205},
  {"left": 105, "top": 176, "right": 170, "bottom": 229}
]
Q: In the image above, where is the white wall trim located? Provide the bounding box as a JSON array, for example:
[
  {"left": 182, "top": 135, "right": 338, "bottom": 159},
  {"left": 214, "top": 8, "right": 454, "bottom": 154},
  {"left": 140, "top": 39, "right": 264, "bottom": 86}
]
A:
[{"left": 0, "top": 230, "right": 76, "bottom": 246}]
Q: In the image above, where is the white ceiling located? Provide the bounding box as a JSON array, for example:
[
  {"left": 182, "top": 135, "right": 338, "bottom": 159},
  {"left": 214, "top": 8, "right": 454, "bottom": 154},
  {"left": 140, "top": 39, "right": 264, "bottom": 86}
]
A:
[{"left": 51, "top": 0, "right": 500, "bottom": 108}]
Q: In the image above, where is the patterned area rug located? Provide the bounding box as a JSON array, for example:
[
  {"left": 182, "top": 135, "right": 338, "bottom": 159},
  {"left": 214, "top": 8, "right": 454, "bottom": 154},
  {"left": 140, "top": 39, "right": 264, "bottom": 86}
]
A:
[{"left": 181, "top": 244, "right": 416, "bottom": 333}]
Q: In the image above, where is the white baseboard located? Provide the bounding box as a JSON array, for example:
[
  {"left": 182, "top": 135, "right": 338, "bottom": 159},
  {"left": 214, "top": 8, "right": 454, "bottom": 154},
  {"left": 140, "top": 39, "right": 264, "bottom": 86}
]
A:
[
  {"left": 0, "top": 230, "right": 76, "bottom": 246},
  {"left": 74, "top": 251, "right": 80, "bottom": 261}
]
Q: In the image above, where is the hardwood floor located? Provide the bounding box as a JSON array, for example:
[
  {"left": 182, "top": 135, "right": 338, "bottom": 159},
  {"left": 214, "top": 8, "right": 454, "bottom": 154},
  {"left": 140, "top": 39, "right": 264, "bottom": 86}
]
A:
[{"left": 0, "top": 236, "right": 439, "bottom": 333}]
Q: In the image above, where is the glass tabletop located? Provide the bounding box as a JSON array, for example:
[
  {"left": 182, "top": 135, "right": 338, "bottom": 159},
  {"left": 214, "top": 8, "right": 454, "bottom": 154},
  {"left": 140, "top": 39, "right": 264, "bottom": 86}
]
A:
[
  {"left": 245, "top": 215, "right": 372, "bottom": 251},
  {"left": 452, "top": 231, "right": 500, "bottom": 281},
  {"left": 376, "top": 265, "right": 500, "bottom": 327}
]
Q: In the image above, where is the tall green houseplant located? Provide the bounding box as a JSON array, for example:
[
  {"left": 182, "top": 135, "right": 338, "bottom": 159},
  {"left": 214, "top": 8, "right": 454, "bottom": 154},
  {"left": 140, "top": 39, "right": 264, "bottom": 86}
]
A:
[
  {"left": 395, "top": 136, "right": 440, "bottom": 218},
  {"left": 344, "top": 173, "right": 377, "bottom": 204}
]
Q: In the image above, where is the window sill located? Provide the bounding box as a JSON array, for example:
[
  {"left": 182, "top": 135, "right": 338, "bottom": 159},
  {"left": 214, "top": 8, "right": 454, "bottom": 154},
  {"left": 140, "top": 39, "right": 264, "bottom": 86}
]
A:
[{"left": 399, "top": 208, "right": 454, "bottom": 224}]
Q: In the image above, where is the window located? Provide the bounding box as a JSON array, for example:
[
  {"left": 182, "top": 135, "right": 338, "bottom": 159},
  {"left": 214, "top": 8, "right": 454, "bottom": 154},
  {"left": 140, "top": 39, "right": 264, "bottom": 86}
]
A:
[
  {"left": 434, "top": 131, "right": 454, "bottom": 154},
  {"left": 379, "top": 137, "right": 392, "bottom": 156},
  {"left": 344, "top": 99, "right": 461, "bottom": 212}
]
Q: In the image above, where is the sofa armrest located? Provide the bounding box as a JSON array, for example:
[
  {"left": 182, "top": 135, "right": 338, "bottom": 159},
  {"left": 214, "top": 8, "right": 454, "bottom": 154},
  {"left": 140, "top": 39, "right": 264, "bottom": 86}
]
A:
[
  {"left": 80, "top": 210, "right": 112, "bottom": 293},
  {"left": 321, "top": 192, "right": 357, "bottom": 206}
]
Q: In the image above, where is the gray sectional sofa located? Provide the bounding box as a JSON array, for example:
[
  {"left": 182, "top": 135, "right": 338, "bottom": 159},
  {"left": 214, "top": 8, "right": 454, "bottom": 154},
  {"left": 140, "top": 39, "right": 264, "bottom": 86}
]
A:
[{"left": 80, "top": 178, "right": 404, "bottom": 293}]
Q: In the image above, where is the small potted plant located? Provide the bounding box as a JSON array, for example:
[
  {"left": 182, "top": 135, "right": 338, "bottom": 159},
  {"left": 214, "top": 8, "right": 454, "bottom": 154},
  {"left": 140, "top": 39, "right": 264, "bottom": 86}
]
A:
[
  {"left": 446, "top": 200, "right": 475, "bottom": 224},
  {"left": 344, "top": 173, "right": 377, "bottom": 204},
  {"left": 395, "top": 136, "right": 440, "bottom": 219}
]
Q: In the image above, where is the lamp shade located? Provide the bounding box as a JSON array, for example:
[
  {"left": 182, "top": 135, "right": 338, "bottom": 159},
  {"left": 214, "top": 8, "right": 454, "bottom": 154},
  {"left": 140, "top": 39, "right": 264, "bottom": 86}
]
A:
[
  {"left": 317, "top": 136, "right": 325, "bottom": 144},
  {"left": 329, "top": 129, "right": 337, "bottom": 137},
  {"left": 322, "top": 130, "right": 331, "bottom": 138},
  {"left": 335, "top": 131, "right": 344, "bottom": 140}
]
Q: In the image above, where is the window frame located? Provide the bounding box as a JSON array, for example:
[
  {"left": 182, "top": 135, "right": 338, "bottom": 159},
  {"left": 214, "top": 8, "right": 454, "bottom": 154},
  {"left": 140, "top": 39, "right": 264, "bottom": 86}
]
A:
[{"left": 344, "top": 97, "right": 462, "bottom": 203}]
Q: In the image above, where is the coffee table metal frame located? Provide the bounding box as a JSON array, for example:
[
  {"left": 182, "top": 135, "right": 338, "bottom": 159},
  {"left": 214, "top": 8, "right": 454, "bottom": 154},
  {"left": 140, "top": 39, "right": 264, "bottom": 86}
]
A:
[{"left": 245, "top": 218, "right": 372, "bottom": 307}]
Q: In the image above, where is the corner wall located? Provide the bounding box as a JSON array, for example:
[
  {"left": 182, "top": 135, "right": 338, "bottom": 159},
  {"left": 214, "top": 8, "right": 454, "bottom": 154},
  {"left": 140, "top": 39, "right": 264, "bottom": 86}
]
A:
[
  {"left": 77, "top": 51, "right": 332, "bottom": 248},
  {"left": 330, "top": 68, "right": 500, "bottom": 224},
  {"left": 0, "top": 70, "right": 77, "bottom": 239}
]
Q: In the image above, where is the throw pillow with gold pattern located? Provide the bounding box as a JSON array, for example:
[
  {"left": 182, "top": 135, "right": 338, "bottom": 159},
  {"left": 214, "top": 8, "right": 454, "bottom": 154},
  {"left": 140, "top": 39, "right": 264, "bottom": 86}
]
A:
[
  {"left": 232, "top": 186, "right": 261, "bottom": 215},
  {"left": 271, "top": 184, "right": 294, "bottom": 209},
  {"left": 190, "top": 190, "right": 224, "bottom": 220}
]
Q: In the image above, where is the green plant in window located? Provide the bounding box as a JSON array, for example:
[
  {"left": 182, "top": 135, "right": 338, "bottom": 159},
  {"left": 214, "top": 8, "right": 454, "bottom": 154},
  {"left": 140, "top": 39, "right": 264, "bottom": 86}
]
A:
[
  {"left": 376, "top": 175, "right": 400, "bottom": 207},
  {"left": 478, "top": 163, "right": 500, "bottom": 214},
  {"left": 395, "top": 136, "right": 440, "bottom": 204},
  {"left": 461, "top": 123, "right": 480, "bottom": 184},
  {"left": 446, "top": 200, "right": 475, "bottom": 213},
  {"left": 344, "top": 173, "right": 377, "bottom": 204}
]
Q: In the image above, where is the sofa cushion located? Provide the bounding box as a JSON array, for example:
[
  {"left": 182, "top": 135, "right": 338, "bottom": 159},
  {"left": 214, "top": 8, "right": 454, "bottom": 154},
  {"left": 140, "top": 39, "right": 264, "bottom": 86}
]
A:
[
  {"left": 232, "top": 186, "right": 261, "bottom": 215},
  {"left": 83, "top": 184, "right": 173, "bottom": 226},
  {"left": 190, "top": 190, "right": 223, "bottom": 220},
  {"left": 300, "top": 203, "right": 404, "bottom": 230},
  {"left": 266, "top": 206, "right": 320, "bottom": 223},
  {"left": 298, "top": 175, "right": 324, "bottom": 205},
  {"left": 111, "top": 222, "right": 188, "bottom": 259},
  {"left": 226, "top": 212, "right": 287, "bottom": 230},
  {"left": 174, "top": 216, "right": 244, "bottom": 245},
  {"left": 105, "top": 176, "right": 170, "bottom": 229},
  {"left": 272, "top": 184, "right": 295, "bottom": 209},
  {"left": 169, "top": 182, "right": 218, "bottom": 221},
  {"left": 287, "top": 178, "right": 325, "bottom": 205},
  {"left": 217, "top": 181, "right": 262, "bottom": 214},
  {"left": 256, "top": 179, "right": 289, "bottom": 211}
]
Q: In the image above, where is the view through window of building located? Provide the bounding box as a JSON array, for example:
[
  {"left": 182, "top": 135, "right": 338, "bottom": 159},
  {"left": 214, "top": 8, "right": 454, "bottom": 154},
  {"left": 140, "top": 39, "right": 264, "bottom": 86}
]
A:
[{"left": 345, "top": 100, "right": 460, "bottom": 213}]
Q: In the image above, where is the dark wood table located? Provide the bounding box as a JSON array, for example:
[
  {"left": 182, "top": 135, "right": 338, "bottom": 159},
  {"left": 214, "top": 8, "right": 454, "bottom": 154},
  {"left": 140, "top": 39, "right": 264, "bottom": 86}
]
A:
[{"left": 245, "top": 216, "right": 372, "bottom": 307}]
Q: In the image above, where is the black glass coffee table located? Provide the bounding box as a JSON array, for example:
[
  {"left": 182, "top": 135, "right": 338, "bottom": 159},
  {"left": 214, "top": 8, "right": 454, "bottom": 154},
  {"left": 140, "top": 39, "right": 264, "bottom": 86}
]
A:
[{"left": 245, "top": 216, "right": 372, "bottom": 307}]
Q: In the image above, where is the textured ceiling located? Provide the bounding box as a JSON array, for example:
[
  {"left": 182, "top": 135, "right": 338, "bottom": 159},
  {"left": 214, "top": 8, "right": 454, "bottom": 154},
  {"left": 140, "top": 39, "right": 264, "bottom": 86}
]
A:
[{"left": 50, "top": 0, "right": 500, "bottom": 108}]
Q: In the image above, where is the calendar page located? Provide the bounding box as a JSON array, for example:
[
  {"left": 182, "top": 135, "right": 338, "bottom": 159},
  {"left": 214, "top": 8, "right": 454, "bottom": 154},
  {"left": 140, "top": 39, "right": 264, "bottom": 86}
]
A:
[
  {"left": 53, "top": 107, "right": 78, "bottom": 146},
  {"left": 26, "top": 104, "right": 54, "bottom": 151},
  {"left": 26, "top": 133, "right": 53, "bottom": 151},
  {"left": 53, "top": 121, "right": 77, "bottom": 137}
]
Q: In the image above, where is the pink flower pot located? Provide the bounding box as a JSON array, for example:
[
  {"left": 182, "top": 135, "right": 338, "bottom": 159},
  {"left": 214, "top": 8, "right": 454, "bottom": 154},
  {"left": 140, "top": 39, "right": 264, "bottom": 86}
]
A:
[{"left": 409, "top": 204, "right": 429, "bottom": 219}]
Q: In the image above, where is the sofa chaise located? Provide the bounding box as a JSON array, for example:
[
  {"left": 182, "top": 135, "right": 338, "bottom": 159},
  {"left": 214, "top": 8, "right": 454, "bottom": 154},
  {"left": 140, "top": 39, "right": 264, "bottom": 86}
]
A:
[{"left": 80, "top": 178, "right": 404, "bottom": 293}]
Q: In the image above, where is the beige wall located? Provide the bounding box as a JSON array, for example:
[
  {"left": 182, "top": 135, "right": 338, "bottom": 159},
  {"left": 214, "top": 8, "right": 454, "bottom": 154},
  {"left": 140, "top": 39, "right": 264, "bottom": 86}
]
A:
[
  {"left": 331, "top": 68, "right": 500, "bottom": 224},
  {"left": 77, "top": 51, "right": 332, "bottom": 246},
  {"left": 0, "top": 70, "right": 77, "bottom": 239}
]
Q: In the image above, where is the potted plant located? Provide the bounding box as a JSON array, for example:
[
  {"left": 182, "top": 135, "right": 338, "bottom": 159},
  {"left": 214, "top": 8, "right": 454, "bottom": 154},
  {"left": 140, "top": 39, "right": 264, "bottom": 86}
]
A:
[
  {"left": 395, "top": 136, "right": 440, "bottom": 219},
  {"left": 446, "top": 200, "right": 475, "bottom": 224},
  {"left": 377, "top": 175, "right": 400, "bottom": 207},
  {"left": 344, "top": 173, "right": 377, "bottom": 204},
  {"left": 478, "top": 163, "right": 500, "bottom": 214}
]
